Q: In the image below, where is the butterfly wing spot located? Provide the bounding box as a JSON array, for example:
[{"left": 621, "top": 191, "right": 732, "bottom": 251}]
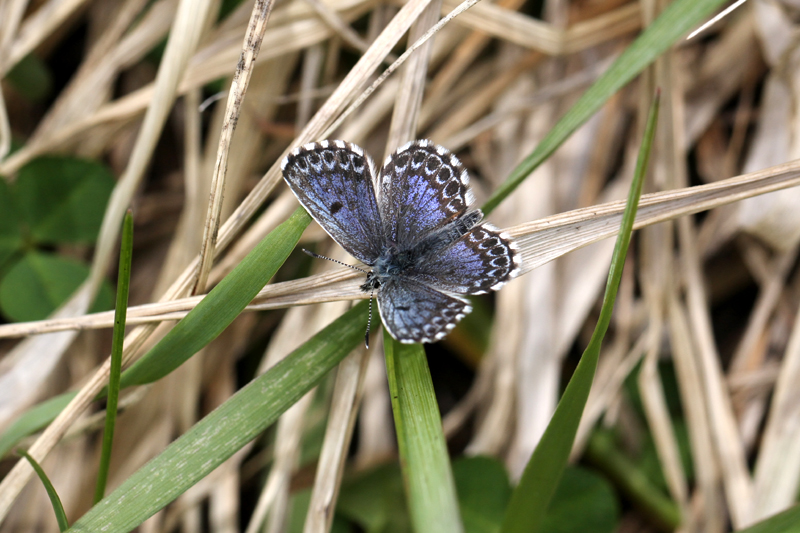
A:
[
  {"left": 335, "top": 150, "right": 351, "bottom": 169},
  {"left": 424, "top": 155, "right": 442, "bottom": 175},
  {"left": 443, "top": 180, "right": 460, "bottom": 198},
  {"left": 322, "top": 150, "right": 337, "bottom": 169},
  {"left": 329, "top": 201, "right": 343, "bottom": 214},
  {"left": 470, "top": 228, "right": 488, "bottom": 242},
  {"left": 435, "top": 165, "right": 452, "bottom": 184},
  {"left": 490, "top": 256, "right": 510, "bottom": 267},
  {"left": 479, "top": 237, "right": 500, "bottom": 250},
  {"left": 445, "top": 200, "right": 463, "bottom": 214}
]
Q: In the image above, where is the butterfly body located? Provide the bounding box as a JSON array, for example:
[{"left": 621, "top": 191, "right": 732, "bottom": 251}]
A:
[{"left": 281, "top": 139, "right": 520, "bottom": 344}]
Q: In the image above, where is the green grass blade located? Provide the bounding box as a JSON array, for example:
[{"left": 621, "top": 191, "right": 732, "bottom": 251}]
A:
[
  {"left": 0, "top": 393, "right": 76, "bottom": 459},
  {"left": 94, "top": 210, "right": 133, "bottom": 504},
  {"left": 735, "top": 505, "right": 800, "bottom": 533},
  {"left": 500, "top": 91, "right": 660, "bottom": 533},
  {"left": 482, "top": 0, "right": 725, "bottom": 215},
  {"left": 384, "top": 333, "right": 463, "bottom": 533},
  {"left": 119, "top": 207, "right": 311, "bottom": 387},
  {"left": 18, "top": 449, "right": 69, "bottom": 531},
  {"left": 68, "top": 300, "right": 368, "bottom": 532}
]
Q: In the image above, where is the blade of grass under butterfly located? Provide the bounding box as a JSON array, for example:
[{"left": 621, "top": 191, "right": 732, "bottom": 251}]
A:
[
  {"left": 94, "top": 210, "right": 133, "bottom": 504},
  {"left": 735, "top": 504, "right": 800, "bottom": 533},
  {"left": 18, "top": 450, "right": 69, "bottom": 532},
  {"left": 384, "top": 333, "right": 464, "bottom": 533},
  {"left": 482, "top": 0, "right": 725, "bottom": 215},
  {"left": 67, "top": 300, "right": 369, "bottom": 532},
  {"left": 500, "top": 91, "right": 659, "bottom": 533},
  {"left": 119, "top": 207, "right": 311, "bottom": 387}
]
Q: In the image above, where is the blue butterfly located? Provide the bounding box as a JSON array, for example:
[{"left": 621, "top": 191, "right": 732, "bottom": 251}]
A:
[{"left": 281, "top": 140, "right": 521, "bottom": 344}]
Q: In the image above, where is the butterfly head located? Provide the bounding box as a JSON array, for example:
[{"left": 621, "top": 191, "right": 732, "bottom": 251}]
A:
[{"left": 360, "top": 270, "right": 381, "bottom": 292}]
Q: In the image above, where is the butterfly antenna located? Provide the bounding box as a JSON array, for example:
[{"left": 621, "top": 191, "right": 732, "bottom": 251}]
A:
[
  {"left": 365, "top": 288, "right": 375, "bottom": 348},
  {"left": 301, "top": 248, "right": 369, "bottom": 274}
]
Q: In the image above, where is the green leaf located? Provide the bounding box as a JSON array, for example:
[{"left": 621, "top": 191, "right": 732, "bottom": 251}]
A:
[
  {"left": 15, "top": 156, "right": 116, "bottom": 244},
  {"left": 337, "top": 463, "right": 410, "bottom": 533},
  {"left": 453, "top": 457, "right": 511, "bottom": 533},
  {"left": 119, "top": 207, "right": 311, "bottom": 387},
  {"left": 0, "top": 251, "right": 113, "bottom": 322},
  {"left": 500, "top": 92, "right": 658, "bottom": 533},
  {"left": 482, "top": 0, "right": 726, "bottom": 215},
  {"left": 94, "top": 211, "right": 133, "bottom": 504},
  {"left": 18, "top": 450, "right": 69, "bottom": 531},
  {"left": 67, "top": 300, "right": 369, "bottom": 532},
  {"left": 735, "top": 505, "right": 800, "bottom": 533},
  {"left": 4, "top": 54, "right": 53, "bottom": 102},
  {"left": 384, "top": 336, "right": 463, "bottom": 533},
  {"left": 0, "top": 179, "right": 23, "bottom": 271},
  {"left": 540, "top": 467, "right": 618, "bottom": 533},
  {"left": 0, "top": 393, "right": 77, "bottom": 459}
]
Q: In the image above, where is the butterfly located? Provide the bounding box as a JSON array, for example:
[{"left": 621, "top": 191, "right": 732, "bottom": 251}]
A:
[{"left": 281, "top": 139, "right": 521, "bottom": 344}]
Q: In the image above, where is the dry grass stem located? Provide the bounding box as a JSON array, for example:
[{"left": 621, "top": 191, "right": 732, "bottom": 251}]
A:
[{"left": 194, "top": 0, "right": 277, "bottom": 292}]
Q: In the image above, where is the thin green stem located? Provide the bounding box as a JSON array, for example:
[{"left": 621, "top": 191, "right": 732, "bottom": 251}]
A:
[{"left": 94, "top": 210, "right": 133, "bottom": 503}]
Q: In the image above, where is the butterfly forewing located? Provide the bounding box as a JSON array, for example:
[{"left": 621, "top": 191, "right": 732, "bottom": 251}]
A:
[
  {"left": 377, "top": 278, "right": 472, "bottom": 343},
  {"left": 406, "top": 223, "right": 521, "bottom": 295},
  {"left": 378, "top": 140, "right": 475, "bottom": 251},
  {"left": 282, "top": 141, "right": 384, "bottom": 265}
]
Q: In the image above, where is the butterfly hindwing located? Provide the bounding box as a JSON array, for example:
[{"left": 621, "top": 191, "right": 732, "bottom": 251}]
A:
[
  {"left": 407, "top": 223, "right": 521, "bottom": 294},
  {"left": 378, "top": 278, "right": 472, "bottom": 343},
  {"left": 282, "top": 141, "right": 384, "bottom": 265},
  {"left": 378, "top": 140, "right": 474, "bottom": 250}
]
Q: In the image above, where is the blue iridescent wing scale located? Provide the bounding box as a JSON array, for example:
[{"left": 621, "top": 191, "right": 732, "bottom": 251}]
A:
[
  {"left": 407, "top": 223, "right": 521, "bottom": 295},
  {"left": 378, "top": 140, "right": 478, "bottom": 250},
  {"left": 282, "top": 141, "right": 384, "bottom": 265},
  {"left": 378, "top": 278, "right": 472, "bottom": 343}
]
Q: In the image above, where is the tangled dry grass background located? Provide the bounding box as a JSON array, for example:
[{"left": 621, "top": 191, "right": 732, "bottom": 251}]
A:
[{"left": 1, "top": 0, "right": 800, "bottom": 531}]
